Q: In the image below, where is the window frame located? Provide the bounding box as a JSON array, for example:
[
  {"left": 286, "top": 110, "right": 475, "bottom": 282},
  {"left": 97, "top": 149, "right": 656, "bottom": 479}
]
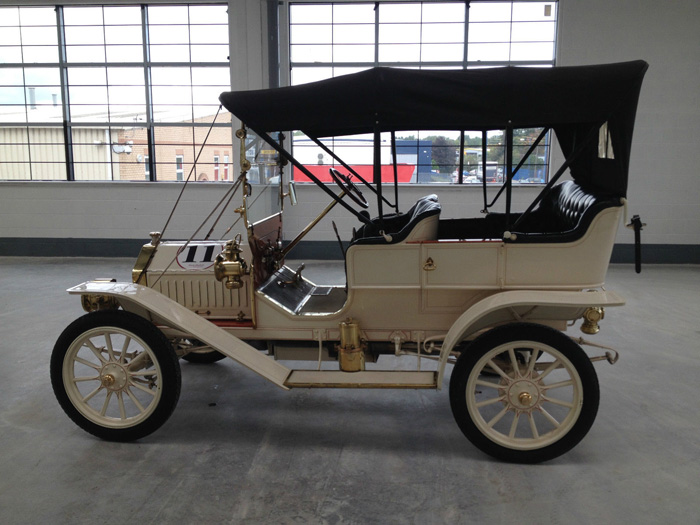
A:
[
  {"left": 281, "top": 0, "right": 558, "bottom": 186},
  {"left": 0, "top": 2, "right": 231, "bottom": 182}
]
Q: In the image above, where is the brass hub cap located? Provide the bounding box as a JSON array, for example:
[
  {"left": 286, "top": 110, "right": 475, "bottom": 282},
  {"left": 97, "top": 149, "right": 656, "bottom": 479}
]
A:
[
  {"left": 507, "top": 380, "right": 541, "bottom": 411},
  {"left": 100, "top": 363, "right": 128, "bottom": 391}
]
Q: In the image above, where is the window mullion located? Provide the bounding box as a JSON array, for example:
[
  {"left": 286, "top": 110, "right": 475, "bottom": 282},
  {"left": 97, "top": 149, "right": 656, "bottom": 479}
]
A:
[
  {"left": 374, "top": 1, "right": 379, "bottom": 67},
  {"left": 141, "top": 4, "right": 157, "bottom": 181},
  {"left": 463, "top": 0, "right": 470, "bottom": 69},
  {"left": 56, "top": 5, "right": 74, "bottom": 181}
]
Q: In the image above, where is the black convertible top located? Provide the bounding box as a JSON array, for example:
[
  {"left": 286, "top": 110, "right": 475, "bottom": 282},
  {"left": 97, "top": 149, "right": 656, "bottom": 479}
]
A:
[{"left": 220, "top": 60, "right": 648, "bottom": 196}]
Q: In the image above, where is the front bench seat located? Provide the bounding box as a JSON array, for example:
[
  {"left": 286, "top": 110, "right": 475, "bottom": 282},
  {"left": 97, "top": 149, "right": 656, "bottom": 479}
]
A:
[{"left": 351, "top": 194, "right": 442, "bottom": 245}]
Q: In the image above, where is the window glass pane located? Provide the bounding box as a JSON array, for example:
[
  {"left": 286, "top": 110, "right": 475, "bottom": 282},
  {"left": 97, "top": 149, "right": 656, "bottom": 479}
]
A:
[
  {"left": 468, "top": 43, "right": 511, "bottom": 62},
  {"left": 512, "top": 128, "right": 549, "bottom": 183},
  {"left": 291, "top": 24, "right": 332, "bottom": 44},
  {"left": 421, "top": 44, "right": 463, "bottom": 62},
  {"left": 103, "top": 6, "right": 142, "bottom": 25},
  {"left": 66, "top": 46, "right": 107, "bottom": 63},
  {"left": 149, "top": 25, "right": 190, "bottom": 45},
  {"left": 0, "top": 7, "right": 20, "bottom": 27},
  {"left": 29, "top": 127, "right": 66, "bottom": 180},
  {"left": 65, "top": 26, "right": 105, "bottom": 46},
  {"left": 0, "top": 68, "right": 23, "bottom": 88},
  {"left": 68, "top": 67, "right": 107, "bottom": 122},
  {"left": 107, "top": 67, "right": 144, "bottom": 86},
  {"left": 148, "top": 6, "right": 189, "bottom": 25},
  {"left": 149, "top": 45, "right": 191, "bottom": 63},
  {"left": 290, "top": 4, "right": 332, "bottom": 24},
  {"left": 68, "top": 67, "right": 107, "bottom": 87},
  {"left": 190, "top": 44, "right": 228, "bottom": 62},
  {"left": 63, "top": 7, "right": 103, "bottom": 26},
  {"left": 422, "top": 23, "right": 464, "bottom": 44},
  {"left": 24, "top": 68, "right": 62, "bottom": 120},
  {"left": 468, "top": 22, "right": 512, "bottom": 43},
  {"left": 333, "top": 44, "right": 374, "bottom": 63},
  {"left": 0, "top": 127, "right": 31, "bottom": 180},
  {"left": 23, "top": 46, "right": 59, "bottom": 64},
  {"left": 378, "top": 3, "right": 421, "bottom": 23},
  {"left": 19, "top": 7, "right": 56, "bottom": 27},
  {"left": 510, "top": 42, "right": 554, "bottom": 61},
  {"left": 21, "top": 26, "right": 58, "bottom": 47},
  {"left": 105, "top": 25, "right": 143, "bottom": 46},
  {"left": 512, "top": 2, "right": 556, "bottom": 22},
  {"left": 291, "top": 44, "right": 332, "bottom": 63},
  {"left": 511, "top": 21, "right": 556, "bottom": 42},
  {"left": 72, "top": 127, "right": 110, "bottom": 180},
  {"left": 422, "top": 3, "right": 466, "bottom": 23},
  {"left": 192, "top": 86, "right": 222, "bottom": 106},
  {"left": 333, "top": 24, "right": 374, "bottom": 45},
  {"left": 190, "top": 24, "right": 228, "bottom": 45},
  {"left": 25, "top": 68, "right": 61, "bottom": 87},
  {"left": 469, "top": 2, "right": 513, "bottom": 23},
  {"left": 109, "top": 84, "right": 146, "bottom": 107},
  {"left": 0, "top": 47, "right": 23, "bottom": 63},
  {"left": 379, "top": 24, "right": 421, "bottom": 44},
  {"left": 333, "top": 4, "right": 374, "bottom": 23},
  {"left": 109, "top": 126, "right": 144, "bottom": 180},
  {"left": 291, "top": 67, "right": 333, "bottom": 85},
  {"left": 378, "top": 44, "right": 420, "bottom": 63},
  {"left": 0, "top": 26, "right": 21, "bottom": 46},
  {"left": 191, "top": 67, "right": 229, "bottom": 86},
  {"left": 189, "top": 5, "right": 228, "bottom": 24}
]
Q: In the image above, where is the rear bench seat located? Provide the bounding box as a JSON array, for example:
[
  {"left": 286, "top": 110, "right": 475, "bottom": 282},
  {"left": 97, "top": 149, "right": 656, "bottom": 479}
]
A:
[
  {"left": 510, "top": 180, "right": 622, "bottom": 243},
  {"left": 436, "top": 181, "right": 621, "bottom": 243}
]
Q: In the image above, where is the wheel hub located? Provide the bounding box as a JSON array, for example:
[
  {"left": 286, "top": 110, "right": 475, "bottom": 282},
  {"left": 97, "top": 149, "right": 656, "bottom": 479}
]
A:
[
  {"left": 507, "top": 379, "right": 541, "bottom": 411},
  {"left": 101, "top": 363, "right": 128, "bottom": 391}
]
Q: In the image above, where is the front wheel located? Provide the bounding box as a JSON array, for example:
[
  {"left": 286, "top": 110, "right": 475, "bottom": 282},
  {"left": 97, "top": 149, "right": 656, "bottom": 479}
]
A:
[
  {"left": 51, "top": 310, "right": 181, "bottom": 442},
  {"left": 449, "top": 323, "right": 599, "bottom": 463}
]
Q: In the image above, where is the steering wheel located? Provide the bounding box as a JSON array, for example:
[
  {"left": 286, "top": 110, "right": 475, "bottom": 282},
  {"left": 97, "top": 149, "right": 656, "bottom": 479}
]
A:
[{"left": 329, "top": 168, "right": 369, "bottom": 209}]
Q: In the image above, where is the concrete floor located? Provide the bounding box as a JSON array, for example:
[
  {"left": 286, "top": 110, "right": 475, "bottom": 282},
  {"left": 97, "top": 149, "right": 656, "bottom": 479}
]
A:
[{"left": 1, "top": 257, "right": 699, "bottom": 524}]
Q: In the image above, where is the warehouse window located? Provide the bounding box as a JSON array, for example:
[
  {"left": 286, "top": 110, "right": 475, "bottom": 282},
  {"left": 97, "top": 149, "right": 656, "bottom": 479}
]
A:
[
  {"left": 286, "top": 1, "right": 556, "bottom": 184},
  {"left": 0, "top": 3, "right": 231, "bottom": 182}
]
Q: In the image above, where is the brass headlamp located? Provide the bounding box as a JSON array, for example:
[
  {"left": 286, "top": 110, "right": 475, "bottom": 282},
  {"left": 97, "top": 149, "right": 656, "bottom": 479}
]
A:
[{"left": 214, "top": 237, "right": 249, "bottom": 290}]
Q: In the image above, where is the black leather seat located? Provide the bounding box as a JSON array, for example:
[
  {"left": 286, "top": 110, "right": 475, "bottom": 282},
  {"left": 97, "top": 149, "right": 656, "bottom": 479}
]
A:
[
  {"left": 351, "top": 195, "right": 441, "bottom": 245},
  {"left": 509, "top": 181, "right": 621, "bottom": 243}
]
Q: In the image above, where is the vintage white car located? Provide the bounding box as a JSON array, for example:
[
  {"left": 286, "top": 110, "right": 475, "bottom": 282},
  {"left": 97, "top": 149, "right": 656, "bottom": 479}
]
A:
[{"left": 51, "top": 61, "right": 648, "bottom": 463}]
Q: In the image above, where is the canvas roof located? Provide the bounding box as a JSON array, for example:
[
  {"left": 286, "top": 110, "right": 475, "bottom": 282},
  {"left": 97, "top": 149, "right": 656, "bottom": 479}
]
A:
[{"left": 220, "top": 60, "right": 648, "bottom": 196}]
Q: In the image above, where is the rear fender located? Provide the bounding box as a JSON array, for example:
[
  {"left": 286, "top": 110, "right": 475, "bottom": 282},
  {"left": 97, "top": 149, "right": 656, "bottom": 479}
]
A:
[{"left": 437, "top": 290, "right": 625, "bottom": 388}]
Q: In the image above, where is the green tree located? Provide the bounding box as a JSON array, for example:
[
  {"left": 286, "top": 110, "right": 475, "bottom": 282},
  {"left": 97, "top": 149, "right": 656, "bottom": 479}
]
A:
[{"left": 431, "top": 136, "right": 458, "bottom": 175}]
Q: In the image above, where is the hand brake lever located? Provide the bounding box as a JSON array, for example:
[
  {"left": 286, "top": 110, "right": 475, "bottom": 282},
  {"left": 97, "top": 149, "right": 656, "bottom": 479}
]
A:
[{"left": 277, "top": 263, "right": 306, "bottom": 287}]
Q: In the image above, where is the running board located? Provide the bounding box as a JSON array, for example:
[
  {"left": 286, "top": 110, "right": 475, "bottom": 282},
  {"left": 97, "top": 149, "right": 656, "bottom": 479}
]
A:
[
  {"left": 68, "top": 281, "right": 292, "bottom": 389},
  {"left": 285, "top": 370, "right": 437, "bottom": 389}
]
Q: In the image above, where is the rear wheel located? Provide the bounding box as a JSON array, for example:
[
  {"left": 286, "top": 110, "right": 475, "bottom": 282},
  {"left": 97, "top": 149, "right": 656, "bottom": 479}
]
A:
[
  {"left": 51, "top": 310, "right": 181, "bottom": 442},
  {"left": 181, "top": 347, "right": 226, "bottom": 364},
  {"left": 449, "top": 323, "right": 599, "bottom": 463}
]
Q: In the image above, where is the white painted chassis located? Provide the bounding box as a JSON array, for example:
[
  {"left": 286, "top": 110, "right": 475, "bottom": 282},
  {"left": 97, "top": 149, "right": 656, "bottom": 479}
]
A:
[{"left": 68, "top": 206, "right": 625, "bottom": 390}]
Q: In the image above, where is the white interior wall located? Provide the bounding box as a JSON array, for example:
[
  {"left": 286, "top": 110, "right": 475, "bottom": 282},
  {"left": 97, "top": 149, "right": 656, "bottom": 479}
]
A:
[
  {"left": 555, "top": 0, "right": 700, "bottom": 246},
  {"left": 1, "top": 0, "right": 698, "bottom": 252}
]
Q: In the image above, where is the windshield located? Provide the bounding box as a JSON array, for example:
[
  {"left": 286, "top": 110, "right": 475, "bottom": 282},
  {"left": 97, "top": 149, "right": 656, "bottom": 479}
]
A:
[{"left": 243, "top": 129, "right": 285, "bottom": 227}]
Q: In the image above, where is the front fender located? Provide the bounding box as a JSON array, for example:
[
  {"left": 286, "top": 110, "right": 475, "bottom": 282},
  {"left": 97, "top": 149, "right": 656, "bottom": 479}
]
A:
[
  {"left": 436, "top": 289, "right": 625, "bottom": 388},
  {"left": 68, "top": 281, "right": 291, "bottom": 389}
]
